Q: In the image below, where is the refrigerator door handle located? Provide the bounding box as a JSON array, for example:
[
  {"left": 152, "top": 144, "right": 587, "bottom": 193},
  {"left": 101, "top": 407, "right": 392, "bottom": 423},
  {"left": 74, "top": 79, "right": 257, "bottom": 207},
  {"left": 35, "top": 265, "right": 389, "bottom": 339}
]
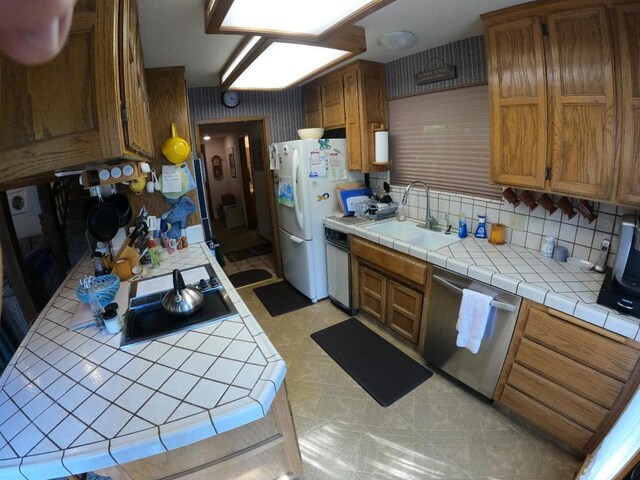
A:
[
  {"left": 292, "top": 148, "right": 304, "bottom": 231},
  {"left": 289, "top": 234, "right": 304, "bottom": 244}
]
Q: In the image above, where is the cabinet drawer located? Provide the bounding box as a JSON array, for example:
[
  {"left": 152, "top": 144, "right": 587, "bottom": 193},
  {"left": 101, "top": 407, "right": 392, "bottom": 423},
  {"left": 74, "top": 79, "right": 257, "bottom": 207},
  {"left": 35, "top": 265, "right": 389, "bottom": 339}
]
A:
[
  {"left": 507, "top": 364, "right": 607, "bottom": 432},
  {"left": 515, "top": 338, "right": 623, "bottom": 408},
  {"left": 501, "top": 385, "right": 592, "bottom": 451},
  {"left": 525, "top": 308, "right": 640, "bottom": 382},
  {"left": 352, "top": 237, "right": 427, "bottom": 286}
]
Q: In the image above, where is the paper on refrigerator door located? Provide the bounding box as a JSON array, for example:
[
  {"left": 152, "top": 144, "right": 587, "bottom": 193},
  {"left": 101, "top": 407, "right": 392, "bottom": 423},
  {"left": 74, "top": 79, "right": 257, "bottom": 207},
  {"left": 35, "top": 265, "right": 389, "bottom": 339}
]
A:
[
  {"left": 309, "top": 150, "right": 327, "bottom": 178},
  {"left": 277, "top": 176, "right": 294, "bottom": 207},
  {"left": 328, "top": 150, "right": 347, "bottom": 181}
]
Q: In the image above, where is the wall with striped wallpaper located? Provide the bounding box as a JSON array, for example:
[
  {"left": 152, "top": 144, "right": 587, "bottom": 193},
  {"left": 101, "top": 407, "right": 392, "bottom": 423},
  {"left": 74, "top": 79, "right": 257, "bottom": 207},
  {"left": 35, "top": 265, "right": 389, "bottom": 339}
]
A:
[
  {"left": 187, "top": 86, "right": 305, "bottom": 145},
  {"left": 384, "top": 35, "right": 487, "bottom": 100}
]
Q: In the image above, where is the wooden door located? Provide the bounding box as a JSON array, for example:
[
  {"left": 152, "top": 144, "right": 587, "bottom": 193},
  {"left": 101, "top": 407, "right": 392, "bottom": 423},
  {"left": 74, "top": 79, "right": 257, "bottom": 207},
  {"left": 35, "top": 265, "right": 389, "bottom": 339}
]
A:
[
  {"left": 547, "top": 8, "right": 615, "bottom": 199},
  {"left": 120, "top": 0, "right": 153, "bottom": 157},
  {"left": 359, "top": 265, "right": 386, "bottom": 324},
  {"left": 615, "top": 4, "right": 640, "bottom": 206},
  {"left": 239, "top": 135, "right": 257, "bottom": 229},
  {"left": 386, "top": 280, "right": 423, "bottom": 343},
  {"left": 321, "top": 76, "right": 345, "bottom": 128},
  {"left": 304, "top": 86, "right": 323, "bottom": 128},
  {"left": 343, "top": 69, "right": 363, "bottom": 171},
  {"left": 486, "top": 17, "right": 548, "bottom": 189}
]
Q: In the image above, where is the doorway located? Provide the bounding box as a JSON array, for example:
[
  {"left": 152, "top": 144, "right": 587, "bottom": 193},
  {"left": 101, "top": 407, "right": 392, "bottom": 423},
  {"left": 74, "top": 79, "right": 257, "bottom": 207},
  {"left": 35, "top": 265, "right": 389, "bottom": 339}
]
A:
[{"left": 196, "top": 118, "right": 281, "bottom": 280}]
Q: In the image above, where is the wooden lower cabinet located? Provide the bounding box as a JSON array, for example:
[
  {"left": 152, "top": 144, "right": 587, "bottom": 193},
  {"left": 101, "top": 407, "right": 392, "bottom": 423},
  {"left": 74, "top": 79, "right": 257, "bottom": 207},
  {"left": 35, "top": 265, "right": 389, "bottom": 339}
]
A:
[
  {"left": 352, "top": 236, "right": 428, "bottom": 345},
  {"left": 386, "top": 280, "right": 423, "bottom": 342},
  {"left": 96, "top": 384, "right": 302, "bottom": 480},
  {"left": 494, "top": 301, "right": 640, "bottom": 455}
]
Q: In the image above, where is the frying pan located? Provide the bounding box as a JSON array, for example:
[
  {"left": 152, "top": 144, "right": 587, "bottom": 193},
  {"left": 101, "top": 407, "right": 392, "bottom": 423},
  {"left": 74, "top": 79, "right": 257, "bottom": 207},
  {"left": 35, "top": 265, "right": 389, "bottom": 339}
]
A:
[
  {"left": 106, "top": 193, "right": 132, "bottom": 227},
  {"left": 86, "top": 201, "right": 120, "bottom": 242}
]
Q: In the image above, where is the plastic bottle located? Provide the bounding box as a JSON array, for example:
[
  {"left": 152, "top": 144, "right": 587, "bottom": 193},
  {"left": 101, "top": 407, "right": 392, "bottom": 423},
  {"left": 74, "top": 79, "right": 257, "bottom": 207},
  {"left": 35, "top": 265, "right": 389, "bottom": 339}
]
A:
[
  {"left": 475, "top": 214, "right": 487, "bottom": 239},
  {"left": 148, "top": 239, "right": 160, "bottom": 268},
  {"left": 458, "top": 214, "right": 468, "bottom": 238}
]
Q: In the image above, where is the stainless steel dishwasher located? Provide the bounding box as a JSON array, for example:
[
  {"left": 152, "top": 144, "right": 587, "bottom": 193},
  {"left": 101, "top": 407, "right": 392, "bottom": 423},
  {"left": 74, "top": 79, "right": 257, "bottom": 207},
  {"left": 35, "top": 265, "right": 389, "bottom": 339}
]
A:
[
  {"left": 425, "top": 266, "right": 522, "bottom": 398},
  {"left": 324, "top": 227, "right": 357, "bottom": 315}
]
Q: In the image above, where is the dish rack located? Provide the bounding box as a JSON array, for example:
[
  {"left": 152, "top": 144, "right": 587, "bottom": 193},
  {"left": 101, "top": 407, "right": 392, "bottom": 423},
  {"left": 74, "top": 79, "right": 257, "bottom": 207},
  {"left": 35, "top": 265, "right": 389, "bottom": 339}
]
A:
[{"left": 358, "top": 201, "right": 399, "bottom": 221}]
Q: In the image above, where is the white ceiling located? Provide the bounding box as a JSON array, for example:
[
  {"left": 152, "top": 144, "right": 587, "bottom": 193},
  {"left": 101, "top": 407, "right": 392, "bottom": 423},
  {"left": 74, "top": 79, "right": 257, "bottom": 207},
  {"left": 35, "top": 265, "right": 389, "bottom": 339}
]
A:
[{"left": 137, "top": 0, "right": 525, "bottom": 88}]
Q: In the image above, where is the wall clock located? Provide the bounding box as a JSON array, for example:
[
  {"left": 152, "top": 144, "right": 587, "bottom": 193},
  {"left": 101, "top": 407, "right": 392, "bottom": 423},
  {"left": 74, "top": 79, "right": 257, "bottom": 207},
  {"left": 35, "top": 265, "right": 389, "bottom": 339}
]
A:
[{"left": 221, "top": 90, "right": 241, "bottom": 108}]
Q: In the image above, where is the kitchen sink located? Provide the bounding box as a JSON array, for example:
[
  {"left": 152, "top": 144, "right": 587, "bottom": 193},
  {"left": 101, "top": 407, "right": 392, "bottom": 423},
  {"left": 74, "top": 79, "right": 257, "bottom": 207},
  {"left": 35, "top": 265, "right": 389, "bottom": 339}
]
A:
[{"left": 364, "top": 219, "right": 461, "bottom": 251}]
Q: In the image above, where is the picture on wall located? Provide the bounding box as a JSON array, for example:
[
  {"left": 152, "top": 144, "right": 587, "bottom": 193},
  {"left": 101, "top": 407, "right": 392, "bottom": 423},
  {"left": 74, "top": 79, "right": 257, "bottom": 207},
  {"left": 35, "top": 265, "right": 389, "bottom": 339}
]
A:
[
  {"left": 228, "top": 148, "right": 237, "bottom": 178},
  {"left": 212, "top": 155, "right": 223, "bottom": 181}
]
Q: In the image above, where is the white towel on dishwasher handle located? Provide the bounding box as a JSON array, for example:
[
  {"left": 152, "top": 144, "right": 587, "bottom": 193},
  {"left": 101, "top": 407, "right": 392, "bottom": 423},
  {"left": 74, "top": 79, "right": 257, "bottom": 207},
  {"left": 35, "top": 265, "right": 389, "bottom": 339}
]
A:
[{"left": 455, "top": 289, "right": 494, "bottom": 354}]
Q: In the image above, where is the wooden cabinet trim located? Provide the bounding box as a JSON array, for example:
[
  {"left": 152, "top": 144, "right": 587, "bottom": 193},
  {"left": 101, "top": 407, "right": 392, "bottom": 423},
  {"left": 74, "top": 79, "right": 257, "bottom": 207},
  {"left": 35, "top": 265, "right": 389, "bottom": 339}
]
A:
[{"left": 351, "top": 236, "right": 427, "bottom": 286}]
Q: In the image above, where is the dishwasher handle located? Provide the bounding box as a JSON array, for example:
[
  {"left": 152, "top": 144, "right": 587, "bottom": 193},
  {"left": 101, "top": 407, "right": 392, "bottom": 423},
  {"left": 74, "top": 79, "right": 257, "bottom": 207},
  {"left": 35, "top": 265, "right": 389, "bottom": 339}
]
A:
[{"left": 433, "top": 274, "right": 519, "bottom": 313}]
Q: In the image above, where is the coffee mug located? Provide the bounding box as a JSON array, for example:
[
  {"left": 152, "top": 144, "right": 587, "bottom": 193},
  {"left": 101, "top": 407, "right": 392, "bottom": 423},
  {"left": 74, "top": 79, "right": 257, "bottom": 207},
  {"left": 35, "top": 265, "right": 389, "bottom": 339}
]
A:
[
  {"left": 502, "top": 188, "right": 521, "bottom": 207},
  {"left": 538, "top": 193, "right": 557, "bottom": 215},
  {"left": 557, "top": 197, "right": 577, "bottom": 219},
  {"left": 577, "top": 200, "right": 597, "bottom": 224},
  {"left": 519, "top": 190, "right": 539, "bottom": 210}
]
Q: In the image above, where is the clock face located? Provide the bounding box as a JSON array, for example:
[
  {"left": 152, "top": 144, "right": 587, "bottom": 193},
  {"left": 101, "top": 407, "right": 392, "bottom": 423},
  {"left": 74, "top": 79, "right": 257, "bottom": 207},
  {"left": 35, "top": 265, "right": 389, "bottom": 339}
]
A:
[{"left": 221, "top": 90, "right": 241, "bottom": 108}]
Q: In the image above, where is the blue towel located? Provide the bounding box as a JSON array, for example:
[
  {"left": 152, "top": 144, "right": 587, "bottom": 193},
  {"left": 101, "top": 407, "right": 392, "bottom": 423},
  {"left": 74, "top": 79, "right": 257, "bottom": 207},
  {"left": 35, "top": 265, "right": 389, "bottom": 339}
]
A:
[{"left": 164, "top": 197, "right": 196, "bottom": 239}]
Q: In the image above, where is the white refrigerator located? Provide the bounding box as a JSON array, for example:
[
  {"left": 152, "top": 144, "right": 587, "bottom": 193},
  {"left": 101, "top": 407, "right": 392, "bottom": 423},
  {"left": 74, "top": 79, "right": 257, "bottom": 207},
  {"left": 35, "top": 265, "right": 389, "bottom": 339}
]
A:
[{"left": 272, "top": 138, "right": 363, "bottom": 302}]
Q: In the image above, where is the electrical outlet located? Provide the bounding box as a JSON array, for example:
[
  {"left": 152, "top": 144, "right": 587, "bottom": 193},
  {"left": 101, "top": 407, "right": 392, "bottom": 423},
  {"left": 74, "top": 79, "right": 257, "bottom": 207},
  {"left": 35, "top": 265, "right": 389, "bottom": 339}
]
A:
[{"left": 511, "top": 214, "right": 528, "bottom": 231}]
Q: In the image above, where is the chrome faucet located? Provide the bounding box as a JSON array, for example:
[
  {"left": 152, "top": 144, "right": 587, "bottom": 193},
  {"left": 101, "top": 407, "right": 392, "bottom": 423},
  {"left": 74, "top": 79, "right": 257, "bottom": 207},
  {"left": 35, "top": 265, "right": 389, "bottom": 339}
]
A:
[{"left": 401, "top": 181, "right": 438, "bottom": 230}]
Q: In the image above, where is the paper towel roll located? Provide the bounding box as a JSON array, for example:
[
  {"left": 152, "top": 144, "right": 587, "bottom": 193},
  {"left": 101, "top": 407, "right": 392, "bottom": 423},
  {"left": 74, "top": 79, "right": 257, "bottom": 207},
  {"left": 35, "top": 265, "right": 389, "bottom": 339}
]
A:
[{"left": 375, "top": 131, "right": 389, "bottom": 163}]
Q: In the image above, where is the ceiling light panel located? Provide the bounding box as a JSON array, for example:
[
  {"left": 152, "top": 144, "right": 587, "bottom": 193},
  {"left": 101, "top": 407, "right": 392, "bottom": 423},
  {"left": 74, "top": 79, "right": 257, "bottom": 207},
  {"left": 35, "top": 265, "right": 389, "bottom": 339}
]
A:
[
  {"left": 230, "top": 42, "right": 349, "bottom": 90},
  {"left": 222, "top": 0, "right": 376, "bottom": 36},
  {"left": 221, "top": 36, "right": 262, "bottom": 83}
]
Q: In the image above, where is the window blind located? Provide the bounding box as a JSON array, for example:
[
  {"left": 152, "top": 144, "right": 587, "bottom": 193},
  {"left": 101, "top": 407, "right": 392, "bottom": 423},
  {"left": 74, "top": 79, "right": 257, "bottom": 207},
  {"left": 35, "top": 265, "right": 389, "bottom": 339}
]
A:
[{"left": 389, "top": 85, "right": 500, "bottom": 199}]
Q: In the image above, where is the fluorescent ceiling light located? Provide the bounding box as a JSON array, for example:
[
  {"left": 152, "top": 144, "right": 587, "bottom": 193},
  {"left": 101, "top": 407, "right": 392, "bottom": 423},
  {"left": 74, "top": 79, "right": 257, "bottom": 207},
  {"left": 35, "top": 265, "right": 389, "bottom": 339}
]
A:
[
  {"left": 222, "top": 0, "right": 375, "bottom": 36},
  {"left": 221, "top": 36, "right": 262, "bottom": 83},
  {"left": 203, "top": 135, "right": 211, "bottom": 141},
  {"left": 230, "top": 42, "right": 349, "bottom": 90}
]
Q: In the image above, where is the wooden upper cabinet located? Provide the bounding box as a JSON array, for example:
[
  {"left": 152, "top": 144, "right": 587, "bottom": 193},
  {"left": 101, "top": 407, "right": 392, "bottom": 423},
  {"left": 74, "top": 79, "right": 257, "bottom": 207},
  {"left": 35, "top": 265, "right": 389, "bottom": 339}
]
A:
[
  {"left": 547, "top": 8, "right": 615, "bottom": 198},
  {"left": 482, "top": 1, "right": 633, "bottom": 204},
  {"left": 0, "top": 0, "right": 153, "bottom": 188},
  {"left": 486, "top": 17, "right": 547, "bottom": 189},
  {"left": 321, "top": 77, "right": 346, "bottom": 128},
  {"left": 304, "top": 86, "right": 323, "bottom": 128},
  {"left": 615, "top": 4, "right": 640, "bottom": 205},
  {"left": 120, "top": 0, "right": 153, "bottom": 157},
  {"left": 302, "top": 60, "right": 388, "bottom": 172}
]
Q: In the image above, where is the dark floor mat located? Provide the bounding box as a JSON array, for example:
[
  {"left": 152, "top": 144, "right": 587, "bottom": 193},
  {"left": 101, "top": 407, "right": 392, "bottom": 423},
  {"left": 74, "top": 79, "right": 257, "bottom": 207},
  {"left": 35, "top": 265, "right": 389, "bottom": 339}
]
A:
[
  {"left": 229, "top": 269, "right": 273, "bottom": 288},
  {"left": 225, "top": 243, "right": 273, "bottom": 262},
  {"left": 311, "top": 318, "right": 433, "bottom": 407},
  {"left": 253, "top": 280, "right": 313, "bottom": 317}
]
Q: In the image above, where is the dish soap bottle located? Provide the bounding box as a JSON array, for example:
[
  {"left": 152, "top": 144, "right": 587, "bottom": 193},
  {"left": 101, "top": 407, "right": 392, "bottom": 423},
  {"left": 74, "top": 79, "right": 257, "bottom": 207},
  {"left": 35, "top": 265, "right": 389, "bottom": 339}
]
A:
[
  {"left": 458, "top": 214, "right": 468, "bottom": 238},
  {"left": 475, "top": 214, "right": 487, "bottom": 239}
]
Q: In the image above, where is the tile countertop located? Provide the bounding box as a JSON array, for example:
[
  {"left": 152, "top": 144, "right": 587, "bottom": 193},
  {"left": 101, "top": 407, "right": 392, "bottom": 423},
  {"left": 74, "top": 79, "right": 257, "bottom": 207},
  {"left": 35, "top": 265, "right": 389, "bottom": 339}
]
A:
[
  {"left": 324, "top": 216, "right": 640, "bottom": 342},
  {"left": 0, "top": 243, "right": 285, "bottom": 480}
]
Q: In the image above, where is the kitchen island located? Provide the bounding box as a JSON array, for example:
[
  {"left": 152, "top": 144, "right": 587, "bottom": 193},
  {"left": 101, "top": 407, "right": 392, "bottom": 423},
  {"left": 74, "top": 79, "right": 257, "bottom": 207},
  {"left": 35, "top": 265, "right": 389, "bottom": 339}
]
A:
[{"left": 0, "top": 243, "right": 301, "bottom": 480}]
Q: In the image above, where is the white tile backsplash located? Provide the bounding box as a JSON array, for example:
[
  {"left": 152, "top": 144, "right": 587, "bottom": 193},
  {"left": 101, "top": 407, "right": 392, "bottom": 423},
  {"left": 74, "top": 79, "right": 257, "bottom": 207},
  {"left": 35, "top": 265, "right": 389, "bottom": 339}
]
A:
[{"left": 369, "top": 172, "right": 635, "bottom": 266}]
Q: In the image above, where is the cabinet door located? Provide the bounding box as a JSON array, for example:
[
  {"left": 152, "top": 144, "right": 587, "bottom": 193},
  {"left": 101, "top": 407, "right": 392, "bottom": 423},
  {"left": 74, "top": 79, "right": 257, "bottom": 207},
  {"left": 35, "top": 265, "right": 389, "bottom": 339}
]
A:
[
  {"left": 304, "top": 86, "right": 323, "bottom": 128},
  {"left": 547, "top": 8, "right": 615, "bottom": 199},
  {"left": 386, "top": 280, "right": 423, "bottom": 343},
  {"left": 120, "top": 0, "right": 153, "bottom": 157},
  {"left": 359, "top": 265, "right": 386, "bottom": 324},
  {"left": 321, "top": 77, "right": 345, "bottom": 128},
  {"left": 486, "top": 17, "right": 547, "bottom": 189},
  {"left": 615, "top": 4, "right": 640, "bottom": 206},
  {"left": 343, "top": 70, "right": 363, "bottom": 171}
]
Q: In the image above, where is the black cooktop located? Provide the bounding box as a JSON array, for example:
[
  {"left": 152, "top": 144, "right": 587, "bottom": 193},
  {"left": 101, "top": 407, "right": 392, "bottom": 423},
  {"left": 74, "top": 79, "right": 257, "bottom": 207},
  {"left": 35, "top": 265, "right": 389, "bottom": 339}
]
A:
[{"left": 121, "top": 265, "right": 238, "bottom": 347}]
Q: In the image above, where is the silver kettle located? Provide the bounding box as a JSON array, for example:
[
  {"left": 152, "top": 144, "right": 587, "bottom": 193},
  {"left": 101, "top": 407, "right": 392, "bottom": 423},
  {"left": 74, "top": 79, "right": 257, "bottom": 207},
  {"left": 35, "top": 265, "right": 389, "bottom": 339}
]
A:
[{"left": 162, "top": 269, "right": 204, "bottom": 316}]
